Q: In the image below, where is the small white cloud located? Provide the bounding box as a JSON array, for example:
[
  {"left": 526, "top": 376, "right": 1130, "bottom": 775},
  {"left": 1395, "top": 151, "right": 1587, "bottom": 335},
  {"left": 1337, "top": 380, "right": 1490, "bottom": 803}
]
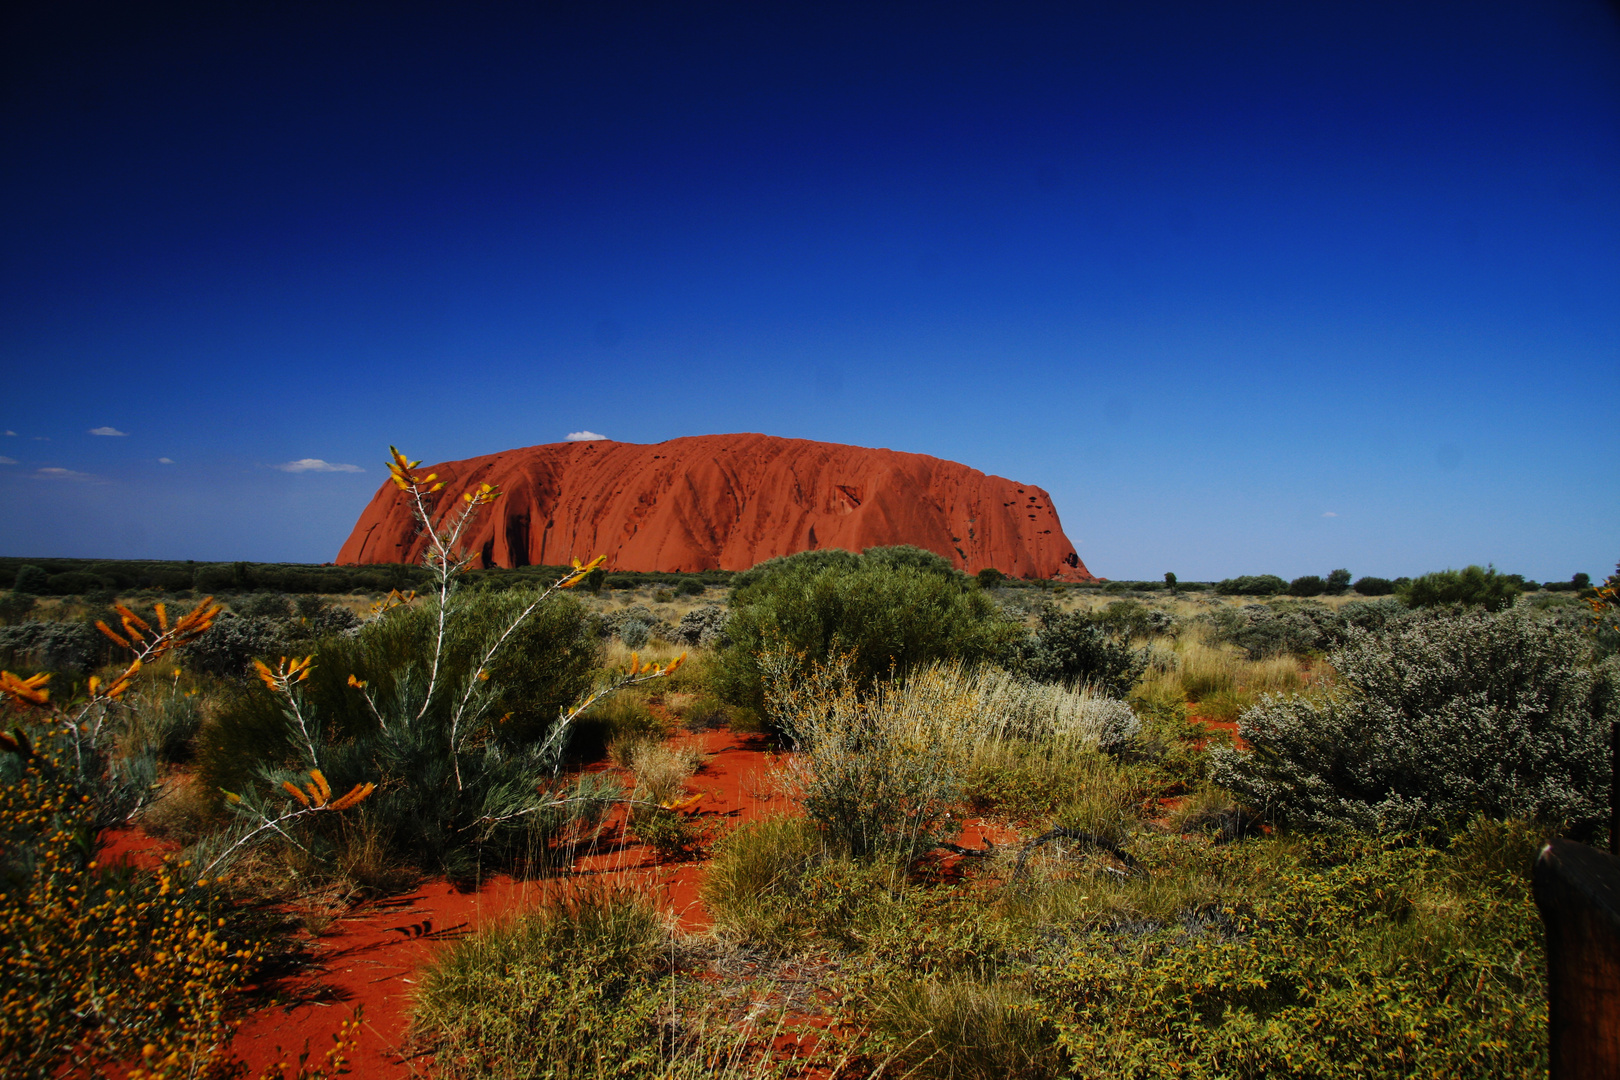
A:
[
  {"left": 90, "top": 426, "right": 128, "bottom": 437},
  {"left": 565, "top": 430, "right": 608, "bottom": 442},
  {"left": 32, "top": 436, "right": 48, "bottom": 441},
  {"left": 1322, "top": 511, "right": 1338, "bottom": 517},
  {"left": 158, "top": 457, "right": 174, "bottom": 464},
  {"left": 273, "top": 458, "right": 364, "bottom": 473},
  {"left": 35, "top": 467, "right": 98, "bottom": 482},
  {"left": 0, "top": 456, "right": 16, "bottom": 465},
  {"left": 4, "top": 430, "right": 15, "bottom": 436}
]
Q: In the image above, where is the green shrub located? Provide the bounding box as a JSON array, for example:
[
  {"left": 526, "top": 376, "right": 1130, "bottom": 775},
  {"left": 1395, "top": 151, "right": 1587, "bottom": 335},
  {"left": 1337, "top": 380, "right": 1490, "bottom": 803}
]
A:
[
  {"left": 180, "top": 614, "right": 289, "bottom": 676},
  {"left": 1089, "top": 599, "right": 1178, "bottom": 642},
  {"left": 1287, "top": 574, "right": 1326, "bottom": 597},
  {"left": 1006, "top": 604, "right": 1145, "bottom": 695},
  {"left": 1353, "top": 575, "right": 1395, "bottom": 596},
  {"left": 674, "top": 578, "right": 704, "bottom": 597},
  {"left": 197, "top": 587, "right": 611, "bottom": 879},
  {"left": 714, "top": 546, "right": 1017, "bottom": 713},
  {"left": 1211, "top": 606, "right": 1617, "bottom": 837},
  {"left": 12, "top": 565, "right": 48, "bottom": 595},
  {"left": 411, "top": 886, "right": 669, "bottom": 1080},
  {"left": 1214, "top": 574, "right": 1287, "bottom": 596},
  {"left": 1325, "top": 568, "right": 1352, "bottom": 595},
  {"left": 0, "top": 593, "right": 35, "bottom": 625},
  {"left": 1015, "top": 834, "right": 1546, "bottom": 1079},
  {"left": 977, "top": 567, "right": 1005, "bottom": 588},
  {"left": 1399, "top": 565, "right": 1522, "bottom": 611},
  {"left": 0, "top": 621, "right": 108, "bottom": 674},
  {"left": 1201, "top": 600, "right": 1346, "bottom": 659}
]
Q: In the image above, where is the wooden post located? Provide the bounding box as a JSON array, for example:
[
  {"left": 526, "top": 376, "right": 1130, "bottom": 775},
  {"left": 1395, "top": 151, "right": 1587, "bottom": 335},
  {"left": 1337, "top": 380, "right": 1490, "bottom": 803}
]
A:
[{"left": 1533, "top": 838, "right": 1620, "bottom": 1077}]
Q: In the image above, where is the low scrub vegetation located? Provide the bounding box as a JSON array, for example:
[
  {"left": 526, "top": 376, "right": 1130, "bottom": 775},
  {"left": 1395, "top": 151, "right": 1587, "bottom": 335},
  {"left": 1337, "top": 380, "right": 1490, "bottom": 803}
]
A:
[{"left": 4, "top": 518, "right": 1613, "bottom": 1077}]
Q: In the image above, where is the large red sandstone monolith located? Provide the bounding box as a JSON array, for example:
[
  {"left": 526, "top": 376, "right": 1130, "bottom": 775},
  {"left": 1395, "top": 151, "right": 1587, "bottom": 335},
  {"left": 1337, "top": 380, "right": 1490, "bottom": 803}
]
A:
[{"left": 336, "top": 433, "right": 1095, "bottom": 581}]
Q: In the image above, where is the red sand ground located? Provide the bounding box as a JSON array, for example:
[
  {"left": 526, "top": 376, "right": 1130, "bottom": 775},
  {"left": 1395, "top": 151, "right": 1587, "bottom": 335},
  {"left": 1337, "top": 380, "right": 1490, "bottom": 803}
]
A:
[{"left": 122, "top": 728, "right": 1018, "bottom": 1079}]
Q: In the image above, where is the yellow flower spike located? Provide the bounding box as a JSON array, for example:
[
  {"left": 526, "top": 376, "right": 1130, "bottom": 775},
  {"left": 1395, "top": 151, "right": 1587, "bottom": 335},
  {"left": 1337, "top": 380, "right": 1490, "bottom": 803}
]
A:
[
  {"left": 154, "top": 603, "right": 168, "bottom": 631},
  {"left": 666, "top": 652, "right": 687, "bottom": 675},
  {"left": 309, "top": 769, "right": 331, "bottom": 804},
  {"left": 88, "top": 675, "right": 101, "bottom": 696},
  {"left": 347, "top": 674, "right": 367, "bottom": 689},
  {"left": 281, "top": 780, "right": 311, "bottom": 807},
  {"left": 220, "top": 789, "right": 242, "bottom": 804},
  {"left": 628, "top": 652, "right": 640, "bottom": 675},
  {"left": 251, "top": 659, "right": 277, "bottom": 690},
  {"left": 476, "top": 669, "right": 489, "bottom": 681},
  {"left": 430, "top": 481, "right": 445, "bottom": 492},
  {"left": 0, "top": 670, "right": 51, "bottom": 706},
  {"left": 328, "top": 781, "right": 377, "bottom": 811},
  {"left": 115, "top": 604, "right": 150, "bottom": 633},
  {"left": 96, "top": 620, "right": 131, "bottom": 649}
]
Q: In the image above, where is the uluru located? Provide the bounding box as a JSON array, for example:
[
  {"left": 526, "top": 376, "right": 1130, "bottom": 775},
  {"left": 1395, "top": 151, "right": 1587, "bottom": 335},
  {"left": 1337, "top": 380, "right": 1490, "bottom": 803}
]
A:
[{"left": 337, "top": 434, "right": 1095, "bottom": 581}]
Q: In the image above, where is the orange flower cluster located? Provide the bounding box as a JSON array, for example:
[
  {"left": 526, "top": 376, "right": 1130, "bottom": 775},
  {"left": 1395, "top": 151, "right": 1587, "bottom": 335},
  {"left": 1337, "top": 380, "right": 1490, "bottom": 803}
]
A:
[
  {"left": 252, "top": 655, "right": 314, "bottom": 693},
  {"left": 626, "top": 650, "right": 687, "bottom": 678},
  {"left": 557, "top": 554, "right": 608, "bottom": 588},
  {"left": 276, "top": 768, "right": 376, "bottom": 812},
  {"left": 369, "top": 587, "right": 417, "bottom": 617},
  {"left": 0, "top": 598, "right": 222, "bottom": 714},
  {"left": 387, "top": 445, "right": 446, "bottom": 494},
  {"left": 0, "top": 670, "right": 50, "bottom": 708}
]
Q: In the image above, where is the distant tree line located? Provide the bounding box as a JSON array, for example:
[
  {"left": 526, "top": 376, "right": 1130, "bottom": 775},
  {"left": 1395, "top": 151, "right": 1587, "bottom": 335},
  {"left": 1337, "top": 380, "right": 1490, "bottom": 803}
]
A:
[{"left": 0, "top": 556, "right": 734, "bottom": 598}]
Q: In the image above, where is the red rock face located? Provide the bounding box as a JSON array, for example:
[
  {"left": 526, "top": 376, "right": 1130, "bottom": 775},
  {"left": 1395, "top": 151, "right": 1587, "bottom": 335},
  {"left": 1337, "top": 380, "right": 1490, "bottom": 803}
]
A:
[{"left": 336, "top": 434, "right": 1095, "bottom": 581}]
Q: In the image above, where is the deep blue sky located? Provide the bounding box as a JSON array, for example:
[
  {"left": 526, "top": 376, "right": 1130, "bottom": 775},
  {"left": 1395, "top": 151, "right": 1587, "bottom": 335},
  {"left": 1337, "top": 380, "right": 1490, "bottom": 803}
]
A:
[{"left": 2, "top": 1, "right": 1617, "bottom": 581}]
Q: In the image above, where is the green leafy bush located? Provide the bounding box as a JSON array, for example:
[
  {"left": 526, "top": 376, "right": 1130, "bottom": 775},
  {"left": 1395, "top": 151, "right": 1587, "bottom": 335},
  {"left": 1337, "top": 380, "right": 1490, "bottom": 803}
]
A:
[
  {"left": 1089, "top": 599, "right": 1178, "bottom": 642},
  {"left": 1200, "top": 600, "right": 1346, "bottom": 660},
  {"left": 0, "top": 593, "right": 35, "bottom": 625},
  {"left": 1400, "top": 565, "right": 1522, "bottom": 611},
  {"left": 1016, "top": 831, "right": 1546, "bottom": 1079},
  {"left": 1005, "top": 604, "right": 1145, "bottom": 695},
  {"left": 714, "top": 546, "right": 1017, "bottom": 713},
  {"left": 1211, "top": 606, "right": 1617, "bottom": 836},
  {"left": 180, "top": 614, "right": 290, "bottom": 676},
  {"left": 1325, "top": 567, "right": 1352, "bottom": 595},
  {"left": 198, "top": 586, "right": 613, "bottom": 879},
  {"left": 0, "top": 621, "right": 108, "bottom": 674},
  {"left": 1287, "top": 574, "right": 1326, "bottom": 597},
  {"left": 11, "top": 564, "right": 48, "bottom": 595},
  {"left": 1213, "top": 574, "right": 1287, "bottom": 596},
  {"left": 1353, "top": 575, "right": 1395, "bottom": 596}
]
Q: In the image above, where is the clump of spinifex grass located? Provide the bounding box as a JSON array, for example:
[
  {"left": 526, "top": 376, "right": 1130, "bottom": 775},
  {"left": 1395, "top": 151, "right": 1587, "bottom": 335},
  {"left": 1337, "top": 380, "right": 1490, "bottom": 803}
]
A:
[
  {"left": 765, "top": 655, "right": 1142, "bottom": 858},
  {"left": 411, "top": 885, "right": 670, "bottom": 1080}
]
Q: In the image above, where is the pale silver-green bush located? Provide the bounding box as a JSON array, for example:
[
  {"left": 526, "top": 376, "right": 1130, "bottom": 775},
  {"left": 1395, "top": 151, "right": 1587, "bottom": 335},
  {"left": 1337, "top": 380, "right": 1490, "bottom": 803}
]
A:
[{"left": 1211, "top": 606, "right": 1616, "bottom": 836}]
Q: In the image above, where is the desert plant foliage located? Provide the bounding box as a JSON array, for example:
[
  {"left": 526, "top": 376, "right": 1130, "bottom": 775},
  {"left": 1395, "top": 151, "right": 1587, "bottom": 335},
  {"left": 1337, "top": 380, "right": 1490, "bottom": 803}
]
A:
[{"left": 1212, "top": 605, "right": 1617, "bottom": 835}]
